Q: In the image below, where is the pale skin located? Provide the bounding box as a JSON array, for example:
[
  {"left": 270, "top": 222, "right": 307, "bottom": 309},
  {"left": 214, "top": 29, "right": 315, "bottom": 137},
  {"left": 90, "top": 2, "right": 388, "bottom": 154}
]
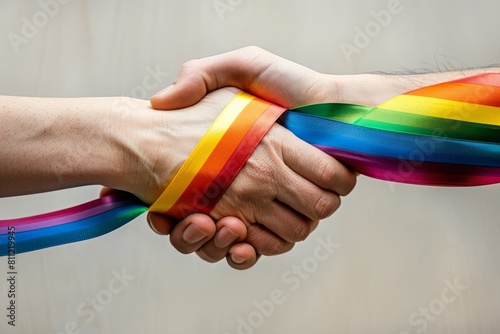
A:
[
  {"left": 0, "top": 85, "right": 356, "bottom": 269},
  {"left": 151, "top": 46, "right": 500, "bottom": 269}
]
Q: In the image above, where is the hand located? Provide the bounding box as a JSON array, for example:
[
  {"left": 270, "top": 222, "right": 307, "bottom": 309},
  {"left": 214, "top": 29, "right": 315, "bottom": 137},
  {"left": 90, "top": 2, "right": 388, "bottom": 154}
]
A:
[
  {"left": 150, "top": 45, "right": 431, "bottom": 110},
  {"left": 149, "top": 47, "right": 358, "bottom": 269},
  {"left": 101, "top": 187, "right": 255, "bottom": 269},
  {"left": 150, "top": 46, "right": 341, "bottom": 110},
  {"left": 148, "top": 119, "right": 355, "bottom": 270}
]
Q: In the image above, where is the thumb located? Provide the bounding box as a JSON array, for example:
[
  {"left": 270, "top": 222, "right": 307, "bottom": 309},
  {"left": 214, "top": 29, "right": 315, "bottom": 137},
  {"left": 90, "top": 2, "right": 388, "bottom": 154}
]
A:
[
  {"left": 150, "top": 46, "right": 270, "bottom": 110},
  {"left": 150, "top": 48, "right": 253, "bottom": 110},
  {"left": 147, "top": 212, "right": 175, "bottom": 235},
  {"left": 150, "top": 46, "right": 335, "bottom": 111},
  {"left": 150, "top": 70, "right": 209, "bottom": 110}
]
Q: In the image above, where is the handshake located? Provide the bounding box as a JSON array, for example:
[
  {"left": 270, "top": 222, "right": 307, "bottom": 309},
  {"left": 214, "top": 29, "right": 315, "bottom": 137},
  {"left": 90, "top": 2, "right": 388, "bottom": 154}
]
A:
[
  {"left": 4, "top": 47, "right": 486, "bottom": 269},
  {"left": 0, "top": 47, "right": 356, "bottom": 269},
  {"left": 138, "top": 46, "right": 358, "bottom": 270}
]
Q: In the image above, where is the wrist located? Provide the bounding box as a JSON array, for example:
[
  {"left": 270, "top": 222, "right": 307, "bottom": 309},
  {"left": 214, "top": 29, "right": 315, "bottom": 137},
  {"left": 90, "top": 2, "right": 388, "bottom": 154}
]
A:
[
  {"left": 54, "top": 97, "right": 133, "bottom": 191},
  {"left": 330, "top": 68, "right": 500, "bottom": 106},
  {"left": 91, "top": 97, "right": 149, "bottom": 194},
  {"left": 327, "top": 73, "right": 401, "bottom": 106}
]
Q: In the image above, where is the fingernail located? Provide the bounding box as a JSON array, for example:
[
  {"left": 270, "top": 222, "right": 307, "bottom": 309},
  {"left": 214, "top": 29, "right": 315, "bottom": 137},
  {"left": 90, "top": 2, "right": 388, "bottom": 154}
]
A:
[
  {"left": 153, "top": 84, "right": 175, "bottom": 97},
  {"left": 147, "top": 214, "right": 162, "bottom": 235},
  {"left": 215, "top": 226, "right": 239, "bottom": 248},
  {"left": 183, "top": 224, "right": 208, "bottom": 244},
  {"left": 230, "top": 253, "right": 246, "bottom": 264}
]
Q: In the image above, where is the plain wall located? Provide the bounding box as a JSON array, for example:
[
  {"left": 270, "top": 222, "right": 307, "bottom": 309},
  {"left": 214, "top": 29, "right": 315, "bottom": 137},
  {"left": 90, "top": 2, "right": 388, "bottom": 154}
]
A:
[{"left": 1, "top": 1, "right": 499, "bottom": 333}]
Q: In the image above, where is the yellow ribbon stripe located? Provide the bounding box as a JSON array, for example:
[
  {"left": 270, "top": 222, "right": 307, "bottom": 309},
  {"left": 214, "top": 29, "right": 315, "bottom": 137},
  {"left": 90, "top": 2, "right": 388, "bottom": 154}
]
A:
[
  {"left": 148, "top": 93, "right": 254, "bottom": 213},
  {"left": 378, "top": 94, "right": 500, "bottom": 125}
]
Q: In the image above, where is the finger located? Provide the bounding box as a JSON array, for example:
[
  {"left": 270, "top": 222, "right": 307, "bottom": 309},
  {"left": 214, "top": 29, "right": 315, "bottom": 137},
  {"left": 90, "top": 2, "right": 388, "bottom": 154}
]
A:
[
  {"left": 194, "top": 217, "right": 247, "bottom": 263},
  {"left": 150, "top": 74, "right": 205, "bottom": 110},
  {"left": 254, "top": 200, "right": 318, "bottom": 244},
  {"left": 309, "top": 218, "right": 320, "bottom": 234},
  {"left": 99, "top": 186, "right": 125, "bottom": 198},
  {"left": 245, "top": 222, "right": 295, "bottom": 255},
  {"left": 169, "top": 214, "right": 216, "bottom": 254},
  {"left": 227, "top": 243, "right": 259, "bottom": 270},
  {"left": 278, "top": 125, "right": 357, "bottom": 196},
  {"left": 147, "top": 212, "right": 175, "bottom": 236},
  {"left": 274, "top": 163, "right": 342, "bottom": 221}
]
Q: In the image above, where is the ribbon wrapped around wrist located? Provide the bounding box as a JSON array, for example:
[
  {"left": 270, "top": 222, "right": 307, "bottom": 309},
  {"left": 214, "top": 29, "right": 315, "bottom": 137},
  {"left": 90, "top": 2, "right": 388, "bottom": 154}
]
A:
[{"left": 2, "top": 74, "right": 499, "bottom": 256}]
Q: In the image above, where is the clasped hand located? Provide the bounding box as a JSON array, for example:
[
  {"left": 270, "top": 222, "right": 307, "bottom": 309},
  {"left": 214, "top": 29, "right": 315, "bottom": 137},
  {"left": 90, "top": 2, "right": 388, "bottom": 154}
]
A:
[{"left": 140, "top": 47, "right": 357, "bottom": 269}]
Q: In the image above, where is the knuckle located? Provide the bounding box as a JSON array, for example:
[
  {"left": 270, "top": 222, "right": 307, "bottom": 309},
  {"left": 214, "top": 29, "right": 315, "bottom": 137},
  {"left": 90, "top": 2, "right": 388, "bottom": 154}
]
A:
[
  {"left": 242, "top": 154, "right": 276, "bottom": 189},
  {"left": 247, "top": 226, "right": 294, "bottom": 256},
  {"left": 309, "top": 219, "right": 320, "bottom": 233},
  {"left": 244, "top": 45, "right": 263, "bottom": 53},
  {"left": 290, "top": 221, "right": 311, "bottom": 242},
  {"left": 180, "top": 58, "right": 201, "bottom": 72},
  {"left": 313, "top": 193, "right": 339, "bottom": 219},
  {"left": 239, "top": 46, "right": 265, "bottom": 60},
  {"left": 247, "top": 158, "right": 273, "bottom": 179},
  {"left": 262, "top": 238, "right": 294, "bottom": 256},
  {"left": 318, "top": 159, "right": 338, "bottom": 186},
  {"left": 343, "top": 173, "right": 358, "bottom": 195}
]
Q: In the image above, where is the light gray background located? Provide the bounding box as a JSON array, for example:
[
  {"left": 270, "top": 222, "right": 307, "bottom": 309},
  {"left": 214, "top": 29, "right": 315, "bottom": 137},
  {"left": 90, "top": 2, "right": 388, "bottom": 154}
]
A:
[{"left": 1, "top": 1, "right": 499, "bottom": 333}]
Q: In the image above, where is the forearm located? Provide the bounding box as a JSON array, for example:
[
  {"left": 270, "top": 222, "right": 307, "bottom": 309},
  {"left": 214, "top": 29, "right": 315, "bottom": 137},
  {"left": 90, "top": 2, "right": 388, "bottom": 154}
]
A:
[
  {"left": 0, "top": 96, "right": 130, "bottom": 196},
  {"left": 333, "top": 67, "right": 500, "bottom": 106},
  {"left": 0, "top": 90, "right": 234, "bottom": 203}
]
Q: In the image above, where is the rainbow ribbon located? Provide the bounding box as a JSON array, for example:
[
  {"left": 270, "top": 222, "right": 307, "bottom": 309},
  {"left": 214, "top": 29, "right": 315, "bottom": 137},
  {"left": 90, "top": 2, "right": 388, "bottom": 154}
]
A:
[
  {"left": 1, "top": 74, "right": 499, "bottom": 255},
  {"left": 284, "top": 73, "right": 500, "bottom": 186}
]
